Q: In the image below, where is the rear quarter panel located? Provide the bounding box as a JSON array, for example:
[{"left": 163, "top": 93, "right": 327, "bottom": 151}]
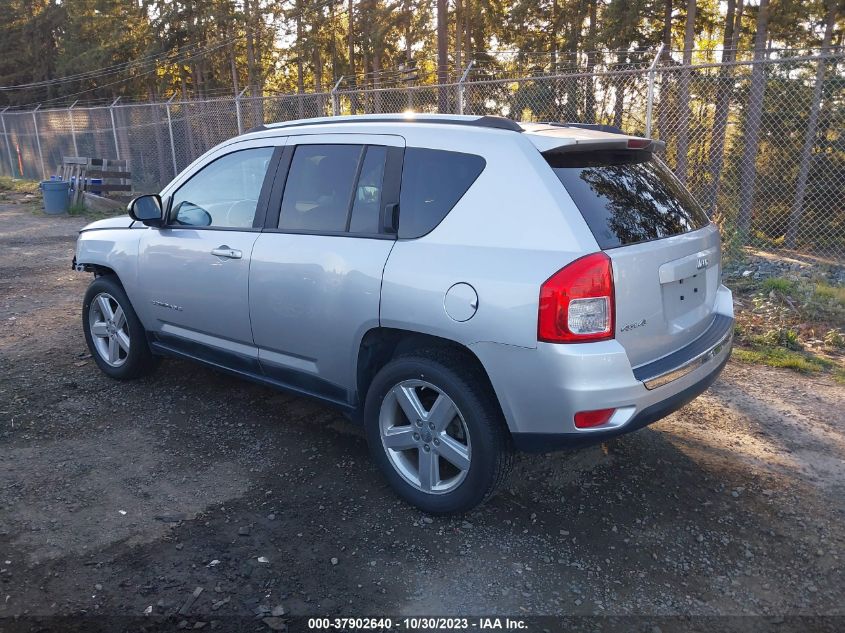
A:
[{"left": 380, "top": 128, "right": 599, "bottom": 349}]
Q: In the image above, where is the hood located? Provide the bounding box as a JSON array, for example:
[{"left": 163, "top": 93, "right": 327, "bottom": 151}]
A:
[{"left": 79, "top": 215, "right": 135, "bottom": 232}]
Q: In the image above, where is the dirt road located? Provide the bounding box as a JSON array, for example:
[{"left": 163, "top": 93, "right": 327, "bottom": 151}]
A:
[{"left": 1, "top": 201, "right": 843, "bottom": 626}]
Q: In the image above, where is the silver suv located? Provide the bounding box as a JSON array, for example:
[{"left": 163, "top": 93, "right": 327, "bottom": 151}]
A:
[{"left": 74, "top": 114, "right": 733, "bottom": 513}]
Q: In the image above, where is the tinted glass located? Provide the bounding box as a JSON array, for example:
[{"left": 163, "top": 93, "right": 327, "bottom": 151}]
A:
[
  {"left": 349, "top": 146, "right": 387, "bottom": 234},
  {"left": 549, "top": 149, "right": 710, "bottom": 249},
  {"left": 279, "top": 144, "right": 363, "bottom": 232},
  {"left": 399, "top": 148, "right": 485, "bottom": 238},
  {"left": 170, "top": 147, "right": 274, "bottom": 228}
]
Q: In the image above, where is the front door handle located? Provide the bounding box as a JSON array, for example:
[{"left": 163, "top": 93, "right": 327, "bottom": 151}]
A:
[{"left": 211, "top": 246, "right": 242, "bottom": 259}]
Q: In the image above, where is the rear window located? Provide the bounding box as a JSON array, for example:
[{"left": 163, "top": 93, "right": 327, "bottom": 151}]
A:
[
  {"left": 548, "top": 149, "right": 710, "bottom": 249},
  {"left": 399, "top": 148, "right": 485, "bottom": 238}
]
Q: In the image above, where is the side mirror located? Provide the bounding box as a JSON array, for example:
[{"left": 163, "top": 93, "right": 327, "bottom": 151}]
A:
[{"left": 128, "top": 194, "right": 163, "bottom": 227}]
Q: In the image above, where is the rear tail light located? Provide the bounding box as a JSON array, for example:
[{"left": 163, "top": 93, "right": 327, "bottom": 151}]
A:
[
  {"left": 575, "top": 408, "right": 616, "bottom": 428},
  {"left": 538, "top": 252, "right": 614, "bottom": 343}
]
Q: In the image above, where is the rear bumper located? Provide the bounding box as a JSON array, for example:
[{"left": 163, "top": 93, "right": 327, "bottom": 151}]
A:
[
  {"left": 470, "top": 285, "right": 733, "bottom": 452},
  {"left": 511, "top": 352, "right": 729, "bottom": 451}
]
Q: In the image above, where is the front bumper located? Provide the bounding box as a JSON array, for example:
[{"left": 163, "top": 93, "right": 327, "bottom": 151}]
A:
[{"left": 470, "top": 286, "right": 734, "bottom": 452}]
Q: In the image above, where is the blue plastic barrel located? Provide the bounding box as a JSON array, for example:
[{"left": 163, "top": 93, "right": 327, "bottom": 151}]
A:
[{"left": 39, "top": 180, "right": 70, "bottom": 215}]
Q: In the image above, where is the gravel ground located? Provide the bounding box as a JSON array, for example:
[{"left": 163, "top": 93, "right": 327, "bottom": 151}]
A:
[{"left": 1, "top": 200, "right": 844, "bottom": 626}]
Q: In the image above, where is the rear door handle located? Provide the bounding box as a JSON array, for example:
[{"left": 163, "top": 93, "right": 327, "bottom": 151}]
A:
[{"left": 211, "top": 246, "right": 242, "bottom": 259}]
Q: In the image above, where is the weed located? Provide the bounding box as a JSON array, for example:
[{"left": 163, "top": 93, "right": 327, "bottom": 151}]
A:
[
  {"left": 758, "top": 328, "right": 801, "bottom": 350},
  {"left": 823, "top": 329, "right": 845, "bottom": 349},
  {"left": 0, "top": 176, "right": 38, "bottom": 195},
  {"left": 814, "top": 283, "right": 845, "bottom": 307},
  {"left": 760, "top": 277, "right": 796, "bottom": 295}
]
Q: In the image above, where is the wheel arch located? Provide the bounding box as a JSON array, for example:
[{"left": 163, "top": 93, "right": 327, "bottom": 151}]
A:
[{"left": 355, "top": 327, "right": 504, "bottom": 422}]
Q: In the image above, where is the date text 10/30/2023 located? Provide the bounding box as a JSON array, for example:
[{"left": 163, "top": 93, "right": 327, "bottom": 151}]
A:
[{"left": 307, "top": 617, "right": 528, "bottom": 630}]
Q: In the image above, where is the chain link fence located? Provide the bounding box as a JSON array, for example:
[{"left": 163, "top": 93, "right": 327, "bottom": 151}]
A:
[{"left": 1, "top": 48, "right": 843, "bottom": 261}]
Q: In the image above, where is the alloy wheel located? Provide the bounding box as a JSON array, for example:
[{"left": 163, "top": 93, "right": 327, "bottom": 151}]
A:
[
  {"left": 88, "top": 292, "right": 130, "bottom": 367},
  {"left": 378, "top": 379, "right": 471, "bottom": 494}
]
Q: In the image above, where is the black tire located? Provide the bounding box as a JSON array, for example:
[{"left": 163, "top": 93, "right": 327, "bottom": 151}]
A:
[
  {"left": 82, "top": 275, "right": 158, "bottom": 380},
  {"left": 363, "top": 348, "right": 513, "bottom": 514}
]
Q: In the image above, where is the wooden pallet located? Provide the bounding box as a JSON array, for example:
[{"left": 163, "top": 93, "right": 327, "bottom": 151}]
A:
[{"left": 59, "top": 157, "right": 132, "bottom": 207}]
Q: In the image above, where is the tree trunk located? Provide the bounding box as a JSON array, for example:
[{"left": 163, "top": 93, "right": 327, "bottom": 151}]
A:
[
  {"left": 373, "top": 48, "right": 382, "bottom": 113},
  {"left": 584, "top": 0, "right": 597, "bottom": 123},
  {"left": 703, "top": 0, "right": 742, "bottom": 215},
  {"left": 296, "top": 3, "right": 305, "bottom": 119},
  {"left": 674, "top": 0, "right": 696, "bottom": 185},
  {"left": 314, "top": 47, "right": 323, "bottom": 94},
  {"left": 244, "top": 0, "right": 262, "bottom": 125},
  {"left": 228, "top": 39, "right": 240, "bottom": 97},
  {"left": 785, "top": 0, "right": 837, "bottom": 248},
  {"left": 244, "top": 0, "right": 257, "bottom": 96},
  {"left": 464, "top": 0, "right": 471, "bottom": 59},
  {"left": 562, "top": 2, "right": 584, "bottom": 122},
  {"left": 662, "top": 0, "right": 673, "bottom": 59},
  {"left": 455, "top": 0, "right": 462, "bottom": 70},
  {"left": 330, "top": 0, "right": 338, "bottom": 83},
  {"left": 437, "top": 0, "right": 448, "bottom": 112},
  {"left": 613, "top": 51, "right": 626, "bottom": 129},
  {"left": 736, "top": 0, "right": 770, "bottom": 239},
  {"left": 348, "top": 0, "right": 358, "bottom": 114},
  {"left": 149, "top": 79, "right": 170, "bottom": 187}
]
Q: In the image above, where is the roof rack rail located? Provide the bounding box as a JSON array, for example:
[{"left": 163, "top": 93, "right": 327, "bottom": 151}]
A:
[
  {"left": 542, "top": 122, "right": 626, "bottom": 135},
  {"left": 243, "top": 114, "right": 523, "bottom": 134}
]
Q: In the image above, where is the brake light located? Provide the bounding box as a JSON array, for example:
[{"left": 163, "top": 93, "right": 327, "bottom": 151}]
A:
[
  {"left": 627, "top": 138, "right": 652, "bottom": 149},
  {"left": 575, "top": 408, "right": 616, "bottom": 428},
  {"left": 538, "top": 252, "right": 614, "bottom": 343}
]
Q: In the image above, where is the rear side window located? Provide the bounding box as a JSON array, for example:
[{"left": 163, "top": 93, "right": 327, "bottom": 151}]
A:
[
  {"left": 398, "top": 148, "right": 485, "bottom": 238},
  {"left": 548, "top": 150, "right": 710, "bottom": 249}
]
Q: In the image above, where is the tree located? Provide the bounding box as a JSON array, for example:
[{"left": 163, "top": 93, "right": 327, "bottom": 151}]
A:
[
  {"left": 736, "top": 0, "right": 771, "bottom": 239},
  {"left": 703, "top": 0, "right": 744, "bottom": 215},
  {"left": 786, "top": 0, "right": 839, "bottom": 248},
  {"left": 437, "top": 0, "right": 448, "bottom": 111},
  {"left": 673, "top": 0, "right": 696, "bottom": 185}
]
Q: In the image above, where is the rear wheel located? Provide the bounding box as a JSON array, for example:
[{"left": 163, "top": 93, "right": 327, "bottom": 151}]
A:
[
  {"left": 82, "top": 275, "right": 158, "bottom": 380},
  {"left": 364, "top": 350, "right": 513, "bottom": 514}
]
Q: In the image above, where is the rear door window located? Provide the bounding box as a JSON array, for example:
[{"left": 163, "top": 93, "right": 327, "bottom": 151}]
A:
[
  {"left": 279, "top": 144, "right": 363, "bottom": 232},
  {"left": 349, "top": 146, "right": 388, "bottom": 234},
  {"left": 398, "top": 148, "right": 485, "bottom": 238},
  {"left": 548, "top": 149, "right": 710, "bottom": 249}
]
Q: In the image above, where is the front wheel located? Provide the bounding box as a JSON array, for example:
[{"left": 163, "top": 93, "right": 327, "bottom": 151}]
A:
[
  {"left": 82, "top": 275, "right": 158, "bottom": 380},
  {"left": 364, "top": 350, "right": 513, "bottom": 514}
]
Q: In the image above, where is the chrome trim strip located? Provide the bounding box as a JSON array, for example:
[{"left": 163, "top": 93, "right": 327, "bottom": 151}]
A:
[{"left": 643, "top": 328, "right": 733, "bottom": 390}]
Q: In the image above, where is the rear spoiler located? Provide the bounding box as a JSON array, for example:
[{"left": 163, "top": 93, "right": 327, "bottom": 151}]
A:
[
  {"left": 526, "top": 122, "right": 666, "bottom": 155},
  {"left": 542, "top": 137, "right": 666, "bottom": 155}
]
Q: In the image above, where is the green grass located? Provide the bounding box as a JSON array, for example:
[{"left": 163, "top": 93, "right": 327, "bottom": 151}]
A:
[
  {"left": 0, "top": 176, "right": 38, "bottom": 194},
  {"left": 815, "top": 282, "right": 845, "bottom": 307},
  {"left": 760, "top": 277, "right": 796, "bottom": 295},
  {"left": 733, "top": 343, "right": 845, "bottom": 383}
]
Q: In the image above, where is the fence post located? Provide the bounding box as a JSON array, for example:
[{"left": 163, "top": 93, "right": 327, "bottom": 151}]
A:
[
  {"left": 32, "top": 104, "right": 46, "bottom": 179},
  {"left": 1, "top": 107, "right": 14, "bottom": 177},
  {"left": 165, "top": 94, "right": 178, "bottom": 177},
  {"left": 109, "top": 97, "right": 121, "bottom": 160},
  {"left": 645, "top": 43, "right": 664, "bottom": 138},
  {"left": 331, "top": 76, "right": 344, "bottom": 116},
  {"left": 235, "top": 87, "right": 248, "bottom": 135},
  {"left": 457, "top": 60, "right": 475, "bottom": 115},
  {"left": 68, "top": 100, "right": 79, "bottom": 157}
]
